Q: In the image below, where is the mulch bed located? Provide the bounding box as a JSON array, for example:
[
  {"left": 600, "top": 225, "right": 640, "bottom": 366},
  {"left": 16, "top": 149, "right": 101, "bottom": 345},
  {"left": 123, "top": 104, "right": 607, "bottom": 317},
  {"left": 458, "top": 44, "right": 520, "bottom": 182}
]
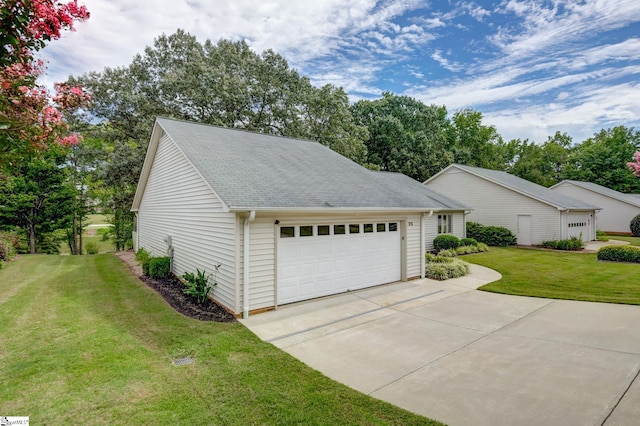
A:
[{"left": 116, "top": 252, "right": 236, "bottom": 322}]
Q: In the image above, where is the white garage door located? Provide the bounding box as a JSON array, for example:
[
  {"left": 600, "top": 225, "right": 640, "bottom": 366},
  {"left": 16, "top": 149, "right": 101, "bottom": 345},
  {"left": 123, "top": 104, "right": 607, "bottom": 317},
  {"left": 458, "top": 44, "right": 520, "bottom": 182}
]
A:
[
  {"left": 277, "top": 222, "right": 402, "bottom": 305},
  {"left": 567, "top": 213, "right": 590, "bottom": 241}
]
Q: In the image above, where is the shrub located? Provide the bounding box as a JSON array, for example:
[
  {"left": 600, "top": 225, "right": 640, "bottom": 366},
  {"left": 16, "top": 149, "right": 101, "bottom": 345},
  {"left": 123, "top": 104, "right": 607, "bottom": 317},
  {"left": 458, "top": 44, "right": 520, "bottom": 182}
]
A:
[
  {"left": 460, "top": 237, "right": 478, "bottom": 246},
  {"left": 182, "top": 268, "right": 215, "bottom": 304},
  {"left": 142, "top": 258, "right": 152, "bottom": 276},
  {"left": 135, "top": 247, "right": 151, "bottom": 263},
  {"left": 596, "top": 230, "right": 609, "bottom": 242},
  {"left": 425, "top": 258, "right": 470, "bottom": 280},
  {"left": 597, "top": 245, "right": 640, "bottom": 263},
  {"left": 466, "top": 222, "right": 517, "bottom": 246},
  {"left": 0, "top": 232, "right": 20, "bottom": 261},
  {"left": 437, "top": 249, "right": 457, "bottom": 257},
  {"left": 425, "top": 253, "right": 454, "bottom": 263},
  {"left": 454, "top": 242, "right": 490, "bottom": 255},
  {"left": 149, "top": 257, "right": 171, "bottom": 279},
  {"left": 84, "top": 242, "right": 99, "bottom": 255},
  {"left": 541, "top": 237, "right": 584, "bottom": 251},
  {"left": 631, "top": 214, "right": 640, "bottom": 237},
  {"left": 433, "top": 235, "right": 461, "bottom": 251}
]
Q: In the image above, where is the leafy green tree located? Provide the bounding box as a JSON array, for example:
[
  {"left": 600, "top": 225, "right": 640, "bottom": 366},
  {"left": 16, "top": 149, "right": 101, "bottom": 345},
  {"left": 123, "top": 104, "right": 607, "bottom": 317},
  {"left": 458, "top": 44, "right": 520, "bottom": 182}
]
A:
[
  {"left": 446, "top": 109, "right": 504, "bottom": 170},
  {"left": 562, "top": 126, "right": 640, "bottom": 192},
  {"left": 507, "top": 133, "right": 571, "bottom": 187},
  {"left": 64, "top": 137, "right": 104, "bottom": 254},
  {"left": 0, "top": 149, "right": 74, "bottom": 253},
  {"left": 72, "top": 30, "right": 367, "bottom": 160},
  {"left": 351, "top": 92, "right": 452, "bottom": 181}
]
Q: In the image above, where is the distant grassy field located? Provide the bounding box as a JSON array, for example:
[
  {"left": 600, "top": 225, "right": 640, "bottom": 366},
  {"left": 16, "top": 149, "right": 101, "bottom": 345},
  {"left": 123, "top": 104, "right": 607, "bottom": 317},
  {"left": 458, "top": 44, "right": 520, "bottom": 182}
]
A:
[
  {"left": 0, "top": 254, "right": 440, "bottom": 425},
  {"left": 465, "top": 247, "right": 640, "bottom": 305},
  {"left": 59, "top": 214, "right": 114, "bottom": 255}
]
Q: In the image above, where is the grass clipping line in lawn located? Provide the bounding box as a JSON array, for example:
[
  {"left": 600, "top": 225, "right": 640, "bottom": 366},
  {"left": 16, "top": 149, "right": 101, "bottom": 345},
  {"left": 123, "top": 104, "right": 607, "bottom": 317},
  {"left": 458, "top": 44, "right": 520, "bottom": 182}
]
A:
[
  {"left": 465, "top": 246, "right": 640, "bottom": 305},
  {"left": 0, "top": 254, "right": 442, "bottom": 425}
]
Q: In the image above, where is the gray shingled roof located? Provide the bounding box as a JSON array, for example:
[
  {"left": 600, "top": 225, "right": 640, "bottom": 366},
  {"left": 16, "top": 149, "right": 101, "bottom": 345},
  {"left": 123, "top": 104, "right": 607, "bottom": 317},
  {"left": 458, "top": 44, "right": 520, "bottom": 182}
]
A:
[
  {"left": 156, "top": 118, "right": 469, "bottom": 211},
  {"left": 449, "top": 164, "right": 600, "bottom": 210},
  {"left": 553, "top": 180, "right": 640, "bottom": 208}
]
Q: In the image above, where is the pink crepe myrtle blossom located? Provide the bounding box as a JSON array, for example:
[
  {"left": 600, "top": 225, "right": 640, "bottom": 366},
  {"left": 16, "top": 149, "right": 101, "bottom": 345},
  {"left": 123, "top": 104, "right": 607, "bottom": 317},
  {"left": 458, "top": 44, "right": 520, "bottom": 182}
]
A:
[
  {"left": 628, "top": 151, "right": 640, "bottom": 177},
  {"left": 1, "top": 0, "right": 90, "bottom": 159}
]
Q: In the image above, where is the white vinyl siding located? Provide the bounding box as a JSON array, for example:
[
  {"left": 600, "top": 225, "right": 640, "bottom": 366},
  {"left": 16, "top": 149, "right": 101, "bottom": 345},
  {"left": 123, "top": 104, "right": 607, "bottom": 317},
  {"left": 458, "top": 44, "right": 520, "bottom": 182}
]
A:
[
  {"left": 424, "top": 212, "right": 466, "bottom": 252},
  {"left": 426, "top": 169, "right": 561, "bottom": 245},
  {"left": 406, "top": 215, "right": 421, "bottom": 278},
  {"left": 237, "top": 217, "right": 276, "bottom": 311},
  {"left": 137, "top": 134, "right": 237, "bottom": 310},
  {"left": 551, "top": 183, "right": 639, "bottom": 234}
]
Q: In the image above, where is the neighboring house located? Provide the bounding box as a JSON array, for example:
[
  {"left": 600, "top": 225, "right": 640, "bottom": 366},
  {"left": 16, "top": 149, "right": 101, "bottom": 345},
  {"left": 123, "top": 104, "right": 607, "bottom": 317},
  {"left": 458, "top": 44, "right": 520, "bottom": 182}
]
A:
[
  {"left": 550, "top": 180, "right": 640, "bottom": 233},
  {"left": 131, "top": 118, "right": 469, "bottom": 317},
  {"left": 424, "top": 164, "right": 600, "bottom": 245}
]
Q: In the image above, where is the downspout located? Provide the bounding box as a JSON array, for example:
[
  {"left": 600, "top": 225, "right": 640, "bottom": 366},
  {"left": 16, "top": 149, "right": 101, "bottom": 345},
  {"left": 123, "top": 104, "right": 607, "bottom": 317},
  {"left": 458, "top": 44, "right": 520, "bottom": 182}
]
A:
[{"left": 243, "top": 211, "right": 256, "bottom": 319}]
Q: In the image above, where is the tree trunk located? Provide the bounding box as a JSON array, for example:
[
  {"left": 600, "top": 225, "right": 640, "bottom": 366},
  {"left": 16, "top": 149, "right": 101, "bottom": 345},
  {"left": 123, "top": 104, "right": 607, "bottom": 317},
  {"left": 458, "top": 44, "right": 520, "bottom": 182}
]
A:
[
  {"left": 29, "top": 214, "right": 36, "bottom": 254},
  {"left": 72, "top": 213, "right": 79, "bottom": 255}
]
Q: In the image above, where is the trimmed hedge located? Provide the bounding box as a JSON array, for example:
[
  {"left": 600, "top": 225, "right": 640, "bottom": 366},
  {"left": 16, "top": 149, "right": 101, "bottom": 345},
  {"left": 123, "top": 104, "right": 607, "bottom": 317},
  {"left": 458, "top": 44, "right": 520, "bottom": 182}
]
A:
[
  {"left": 597, "top": 245, "right": 640, "bottom": 263},
  {"left": 541, "top": 237, "right": 584, "bottom": 251},
  {"left": 149, "top": 257, "right": 171, "bottom": 279},
  {"left": 433, "top": 235, "right": 461, "bottom": 251},
  {"left": 466, "top": 222, "right": 517, "bottom": 247},
  {"left": 460, "top": 237, "right": 478, "bottom": 247},
  {"left": 631, "top": 214, "right": 640, "bottom": 237}
]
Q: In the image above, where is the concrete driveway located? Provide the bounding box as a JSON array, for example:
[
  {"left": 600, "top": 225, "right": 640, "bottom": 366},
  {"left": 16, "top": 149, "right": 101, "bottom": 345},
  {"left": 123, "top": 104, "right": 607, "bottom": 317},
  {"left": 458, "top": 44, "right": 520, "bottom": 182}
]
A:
[{"left": 241, "top": 265, "right": 640, "bottom": 426}]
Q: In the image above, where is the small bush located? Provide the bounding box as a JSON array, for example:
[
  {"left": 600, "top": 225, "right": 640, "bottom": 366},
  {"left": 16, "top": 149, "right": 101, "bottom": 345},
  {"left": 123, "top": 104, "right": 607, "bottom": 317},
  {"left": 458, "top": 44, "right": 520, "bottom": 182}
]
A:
[
  {"left": 0, "top": 232, "right": 20, "bottom": 261},
  {"left": 460, "top": 237, "right": 478, "bottom": 247},
  {"left": 135, "top": 247, "right": 151, "bottom": 263},
  {"left": 148, "top": 257, "right": 171, "bottom": 279},
  {"left": 456, "top": 245, "right": 475, "bottom": 255},
  {"left": 84, "top": 242, "right": 99, "bottom": 255},
  {"left": 182, "top": 268, "right": 215, "bottom": 304},
  {"left": 541, "top": 237, "right": 584, "bottom": 251},
  {"left": 466, "top": 222, "right": 517, "bottom": 246},
  {"left": 433, "top": 235, "right": 461, "bottom": 251},
  {"left": 425, "top": 258, "right": 470, "bottom": 280},
  {"left": 596, "top": 230, "right": 609, "bottom": 242},
  {"left": 142, "top": 258, "right": 151, "bottom": 276},
  {"left": 597, "top": 245, "right": 640, "bottom": 263},
  {"left": 631, "top": 214, "right": 640, "bottom": 237},
  {"left": 437, "top": 249, "right": 457, "bottom": 257},
  {"left": 425, "top": 253, "right": 454, "bottom": 263}
]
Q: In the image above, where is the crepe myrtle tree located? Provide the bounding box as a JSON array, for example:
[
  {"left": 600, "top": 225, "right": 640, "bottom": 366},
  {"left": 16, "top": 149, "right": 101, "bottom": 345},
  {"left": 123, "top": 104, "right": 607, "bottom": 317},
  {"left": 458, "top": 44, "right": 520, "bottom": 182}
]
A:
[
  {"left": 628, "top": 151, "right": 640, "bottom": 177},
  {"left": 0, "top": 0, "right": 90, "bottom": 167}
]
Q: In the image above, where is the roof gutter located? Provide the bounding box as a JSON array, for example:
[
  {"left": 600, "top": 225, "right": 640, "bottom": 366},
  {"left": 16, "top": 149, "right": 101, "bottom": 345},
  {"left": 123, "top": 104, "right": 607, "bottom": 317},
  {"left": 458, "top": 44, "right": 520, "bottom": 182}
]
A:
[{"left": 243, "top": 210, "right": 256, "bottom": 319}]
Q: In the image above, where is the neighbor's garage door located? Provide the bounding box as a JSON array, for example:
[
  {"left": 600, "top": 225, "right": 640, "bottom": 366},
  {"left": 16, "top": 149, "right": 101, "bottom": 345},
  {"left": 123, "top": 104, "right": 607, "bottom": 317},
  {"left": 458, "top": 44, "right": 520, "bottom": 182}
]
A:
[
  {"left": 277, "top": 222, "right": 401, "bottom": 305},
  {"left": 567, "top": 213, "right": 590, "bottom": 241}
]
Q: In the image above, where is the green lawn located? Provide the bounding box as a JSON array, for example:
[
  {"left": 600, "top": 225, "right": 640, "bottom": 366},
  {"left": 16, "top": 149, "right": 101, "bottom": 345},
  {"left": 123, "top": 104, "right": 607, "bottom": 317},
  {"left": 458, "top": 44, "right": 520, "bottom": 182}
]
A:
[
  {"left": 0, "top": 254, "right": 440, "bottom": 425},
  {"left": 465, "top": 246, "right": 640, "bottom": 305},
  {"left": 606, "top": 235, "right": 640, "bottom": 246}
]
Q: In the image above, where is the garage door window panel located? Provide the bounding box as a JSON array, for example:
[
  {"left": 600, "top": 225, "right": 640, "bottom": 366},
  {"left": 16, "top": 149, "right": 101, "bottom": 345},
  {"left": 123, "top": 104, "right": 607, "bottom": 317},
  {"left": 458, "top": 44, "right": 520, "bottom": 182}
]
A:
[
  {"left": 300, "top": 226, "right": 313, "bottom": 237},
  {"left": 280, "top": 226, "right": 295, "bottom": 238}
]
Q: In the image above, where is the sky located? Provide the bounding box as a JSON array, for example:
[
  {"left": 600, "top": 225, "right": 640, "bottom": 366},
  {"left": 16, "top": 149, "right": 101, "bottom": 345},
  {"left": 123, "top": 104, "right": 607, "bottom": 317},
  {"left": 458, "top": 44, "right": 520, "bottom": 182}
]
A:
[{"left": 38, "top": 0, "right": 640, "bottom": 143}]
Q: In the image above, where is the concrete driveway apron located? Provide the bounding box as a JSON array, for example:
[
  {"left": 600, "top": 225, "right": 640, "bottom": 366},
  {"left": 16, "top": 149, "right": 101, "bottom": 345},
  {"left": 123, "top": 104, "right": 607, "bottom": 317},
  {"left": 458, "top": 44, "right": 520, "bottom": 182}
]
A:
[{"left": 241, "top": 265, "right": 640, "bottom": 426}]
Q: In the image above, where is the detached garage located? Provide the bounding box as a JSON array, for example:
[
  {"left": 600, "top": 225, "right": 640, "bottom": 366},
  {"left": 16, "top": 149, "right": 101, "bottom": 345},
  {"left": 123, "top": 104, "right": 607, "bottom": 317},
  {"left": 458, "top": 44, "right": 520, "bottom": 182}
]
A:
[
  {"left": 132, "top": 118, "right": 469, "bottom": 317},
  {"left": 550, "top": 180, "right": 640, "bottom": 234},
  {"left": 424, "top": 164, "right": 600, "bottom": 245}
]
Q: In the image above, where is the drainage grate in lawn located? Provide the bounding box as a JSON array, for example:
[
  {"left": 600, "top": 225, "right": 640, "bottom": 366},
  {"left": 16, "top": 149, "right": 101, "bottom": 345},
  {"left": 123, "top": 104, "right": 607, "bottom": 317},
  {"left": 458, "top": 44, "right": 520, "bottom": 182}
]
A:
[{"left": 172, "top": 356, "right": 194, "bottom": 366}]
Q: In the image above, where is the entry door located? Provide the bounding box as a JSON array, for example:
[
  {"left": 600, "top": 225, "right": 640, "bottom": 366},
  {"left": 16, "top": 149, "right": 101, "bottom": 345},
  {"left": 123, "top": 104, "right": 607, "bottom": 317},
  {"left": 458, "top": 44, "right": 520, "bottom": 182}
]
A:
[{"left": 517, "top": 215, "right": 532, "bottom": 246}]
